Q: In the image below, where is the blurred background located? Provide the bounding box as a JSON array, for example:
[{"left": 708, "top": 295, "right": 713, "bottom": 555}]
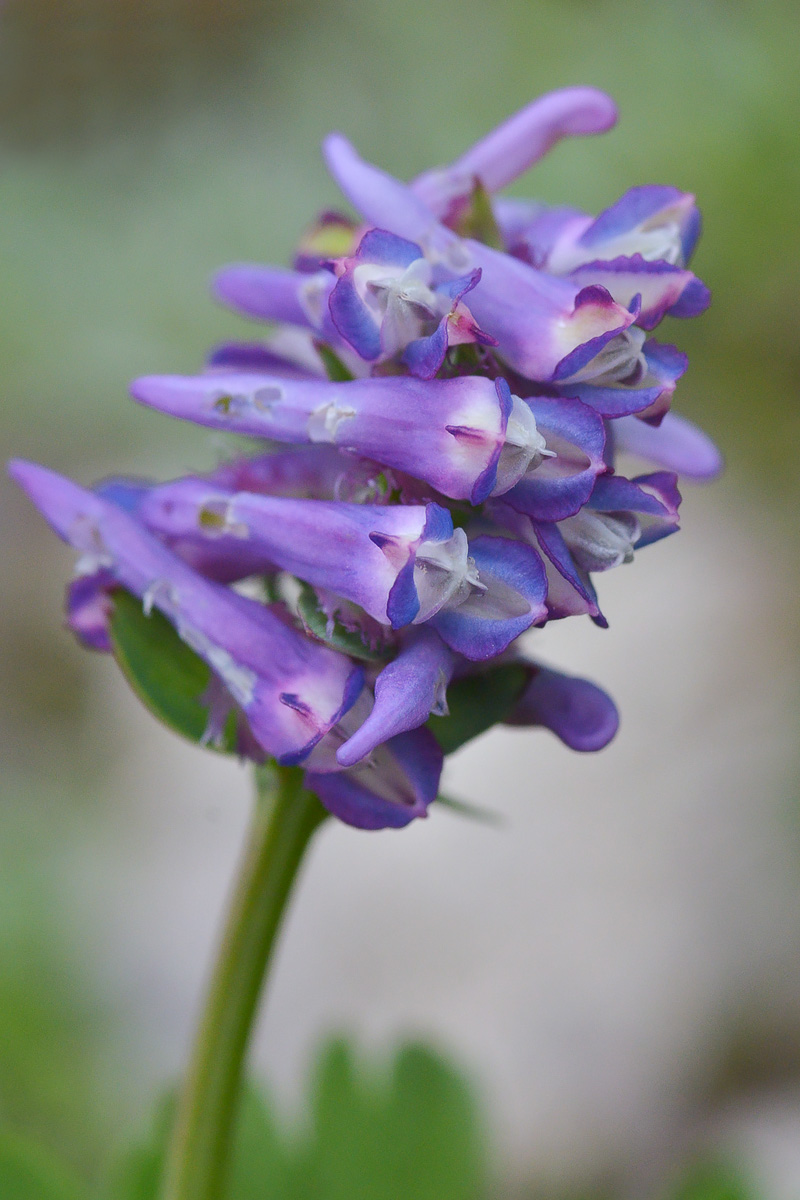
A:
[{"left": 1, "top": 0, "right": 799, "bottom": 1196}]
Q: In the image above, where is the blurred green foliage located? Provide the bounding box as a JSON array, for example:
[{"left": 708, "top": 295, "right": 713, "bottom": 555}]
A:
[{"left": 107, "top": 1039, "right": 488, "bottom": 1200}]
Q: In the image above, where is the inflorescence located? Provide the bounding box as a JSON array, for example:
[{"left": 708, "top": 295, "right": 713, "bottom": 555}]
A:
[{"left": 10, "top": 87, "right": 722, "bottom": 829}]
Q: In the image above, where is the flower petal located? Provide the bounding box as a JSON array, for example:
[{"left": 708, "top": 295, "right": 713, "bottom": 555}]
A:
[
  {"left": 130, "top": 371, "right": 518, "bottom": 505},
  {"left": 412, "top": 87, "right": 618, "bottom": 218},
  {"left": 503, "top": 394, "right": 607, "bottom": 521},
  {"left": 504, "top": 664, "right": 619, "bottom": 750},
  {"left": 306, "top": 726, "right": 442, "bottom": 830},
  {"left": 336, "top": 628, "right": 455, "bottom": 767},
  {"left": 431, "top": 534, "right": 547, "bottom": 660},
  {"left": 567, "top": 255, "right": 710, "bottom": 330},
  {"left": 612, "top": 411, "right": 723, "bottom": 480}
]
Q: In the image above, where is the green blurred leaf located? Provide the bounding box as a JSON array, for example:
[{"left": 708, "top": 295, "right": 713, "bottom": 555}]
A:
[
  {"left": 428, "top": 663, "right": 527, "bottom": 754},
  {"left": 108, "top": 1039, "right": 487, "bottom": 1200},
  {"left": 297, "top": 584, "right": 384, "bottom": 662},
  {"left": 109, "top": 588, "right": 238, "bottom": 754},
  {"left": 668, "top": 1160, "right": 755, "bottom": 1200},
  {"left": 0, "top": 1129, "right": 88, "bottom": 1200},
  {"left": 299, "top": 1037, "right": 487, "bottom": 1200}
]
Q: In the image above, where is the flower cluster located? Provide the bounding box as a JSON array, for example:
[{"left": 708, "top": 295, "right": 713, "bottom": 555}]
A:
[{"left": 10, "top": 88, "right": 721, "bottom": 830}]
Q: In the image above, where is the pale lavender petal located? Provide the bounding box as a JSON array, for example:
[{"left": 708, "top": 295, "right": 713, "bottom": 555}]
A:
[
  {"left": 612, "top": 411, "right": 723, "bottom": 480},
  {"left": 413, "top": 88, "right": 618, "bottom": 217}
]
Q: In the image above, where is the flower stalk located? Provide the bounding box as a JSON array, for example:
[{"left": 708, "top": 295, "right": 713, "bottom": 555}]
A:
[{"left": 161, "top": 765, "right": 327, "bottom": 1200}]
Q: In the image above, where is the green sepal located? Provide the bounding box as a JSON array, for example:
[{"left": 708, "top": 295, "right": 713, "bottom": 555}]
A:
[
  {"left": 109, "top": 588, "right": 239, "bottom": 754},
  {"left": 428, "top": 663, "right": 527, "bottom": 754},
  {"left": 452, "top": 180, "right": 504, "bottom": 250},
  {"left": 297, "top": 584, "right": 384, "bottom": 662},
  {"left": 0, "top": 1129, "right": 88, "bottom": 1200},
  {"left": 314, "top": 341, "right": 356, "bottom": 383}
]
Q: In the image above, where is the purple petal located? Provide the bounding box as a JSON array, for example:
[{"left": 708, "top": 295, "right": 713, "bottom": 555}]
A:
[
  {"left": 402, "top": 317, "right": 449, "bottom": 379},
  {"left": 323, "top": 133, "right": 453, "bottom": 253},
  {"left": 503, "top": 394, "right": 607, "bottom": 521},
  {"left": 495, "top": 200, "right": 589, "bottom": 266},
  {"left": 612, "top": 411, "right": 723, "bottom": 480},
  {"left": 140, "top": 482, "right": 439, "bottom": 625},
  {"left": 209, "top": 446, "right": 356, "bottom": 499},
  {"left": 531, "top": 519, "right": 603, "bottom": 622},
  {"left": 336, "top": 628, "right": 455, "bottom": 767},
  {"left": 412, "top": 88, "right": 617, "bottom": 217},
  {"left": 567, "top": 255, "right": 710, "bottom": 330},
  {"left": 557, "top": 339, "right": 686, "bottom": 421},
  {"left": 306, "top": 726, "right": 442, "bottom": 830},
  {"left": 323, "top": 135, "right": 638, "bottom": 383},
  {"left": 66, "top": 569, "right": 115, "bottom": 651},
  {"left": 588, "top": 470, "right": 681, "bottom": 547},
  {"left": 505, "top": 664, "right": 619, "bottom": 751},
  {"left": 354, "top": 228, "right": 423, "bottom": 269},
  {"left": 431, "top": 534, "right": 547, "bottom": 660},
  {"left": 328, "top": 269, "right": 383, "bottom": 360},
  {"left": 213, "top": 264, "right": 316, "bottom": 326},
  {"left": 207, "top": 341, "right": 322, "bottom": 379},
  {"left": 130, "top": 371, "right": 514, "bottom": 505},
  {"left": 578, "top": 185, "right": 699, "bottom": 260}
]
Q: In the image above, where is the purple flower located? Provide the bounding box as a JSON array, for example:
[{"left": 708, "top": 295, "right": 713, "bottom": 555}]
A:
[
  {"left": 328, "top": 228, "right": 495, "bottom": 379},
  {"left": 134, "top": 481, "right": 548, "bottom": 660},
  {"left": 322, "top": 133, "right": 643, "bottom": 386},
  {"left": 130, "top": 371, "right": 581, "bottom": 506},
  {"left": 9, "top": 460, "right": 365, "bottom": 766}
]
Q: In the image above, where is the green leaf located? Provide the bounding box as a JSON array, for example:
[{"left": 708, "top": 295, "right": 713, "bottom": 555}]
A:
[
  {"left": 297, "top": 584, "right": 384, "bottom": 662},
  {"left": 0, "top": 1129, "right": 88, "bottom": 1200},
  {"left": 299, "top": 1037, "right": 487, "bottom": 1200},
  {"left": 452, "top": 181, "right": 504, "bottom": 250},
  {"left": 668, "top": 1161, "right": 755, "bottom": 1200},
  {"left": 108, "top": 1039, "right": 487, "bottom": 1200},
  {"left": 314, "top": 342, "right": 355, "bottom": 383},
  {"left": 109, "top": 588, "right": 238, "bottom": 754},
  {"left": 428, "top": 663, "right": 527, "bottom": 754}
]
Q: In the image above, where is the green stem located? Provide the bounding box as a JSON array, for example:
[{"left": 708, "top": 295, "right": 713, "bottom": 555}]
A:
[{"left": 161, "top": 764, "right": 327, "bottom": 1200}]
